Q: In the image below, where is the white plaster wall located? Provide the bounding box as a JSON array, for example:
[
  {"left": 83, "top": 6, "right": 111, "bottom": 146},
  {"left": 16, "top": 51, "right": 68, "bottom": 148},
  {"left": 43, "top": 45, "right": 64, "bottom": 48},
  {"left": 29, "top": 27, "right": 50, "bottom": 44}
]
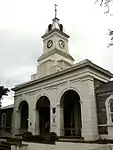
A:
[
  {"left": 37, "top": 52, "right": 73, "bottom": 78},
  {"left": 29, "top": 76, "right": 98, "bottom": 140},
  {"left": 43, "top": 31, "right": 69, "bottom": 54},
  {"left": 13, "top": 65, "right": 111, "bottom": 140},
  {"left": 38, "top": 53, "right": 73, "bottom": 66},
  {"left": 80, "top": 77, "right": 98, "bottom": 141},
  {"left": 13, "top": 77, "right": 98, "bottom": 140},
  {"left": 13, "top": 96, "right": 20, "bottom": 135}
]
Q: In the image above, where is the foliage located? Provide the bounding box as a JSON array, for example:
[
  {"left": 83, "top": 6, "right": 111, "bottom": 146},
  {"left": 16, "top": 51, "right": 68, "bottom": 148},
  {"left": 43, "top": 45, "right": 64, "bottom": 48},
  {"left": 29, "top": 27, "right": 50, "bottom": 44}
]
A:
[
  {"left": 22, "top": 132, "right": 58, "bottom": 144},
  {"left": 96, "top": 0, "right": 113, "bottom": 14},
  {"left": 96, "top": 0, "right": 113, "bottom": 47},
  {"left": 107, "top": 29, "right": 113, "bottom": 47},
  {"left": 0, "top": 86, "right": 10, "bottom": 107}
]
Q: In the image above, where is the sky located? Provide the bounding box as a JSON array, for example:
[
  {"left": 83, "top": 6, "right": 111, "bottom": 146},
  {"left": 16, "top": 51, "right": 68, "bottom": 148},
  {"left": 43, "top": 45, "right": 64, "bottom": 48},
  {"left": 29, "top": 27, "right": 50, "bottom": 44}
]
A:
[{"left": 0, "top": 0, "right": 113, "bottom": 106}]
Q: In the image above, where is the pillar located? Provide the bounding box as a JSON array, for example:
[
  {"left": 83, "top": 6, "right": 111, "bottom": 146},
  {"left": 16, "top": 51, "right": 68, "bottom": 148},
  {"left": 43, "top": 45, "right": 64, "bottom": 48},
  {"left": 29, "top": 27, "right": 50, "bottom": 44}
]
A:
[
  {"left": 50, "top": 106, "right": 57, "bottom": 133},
  {"left": 80, "top": 100, "right": 84, "bottom": 137},
  {"left": 56, "top": 104, "right": 64, "bottom": 136},
  {"left": 32, "top": 108, "right": 39, "bottom": 135},
  {"left": 14, "top": 110, "right": 20, "bottom": 135}
]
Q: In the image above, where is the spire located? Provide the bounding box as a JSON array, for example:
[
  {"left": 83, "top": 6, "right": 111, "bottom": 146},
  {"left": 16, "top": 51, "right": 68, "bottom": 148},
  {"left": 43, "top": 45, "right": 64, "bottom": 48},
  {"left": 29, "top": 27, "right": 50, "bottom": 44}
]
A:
[
  {"left": 52, "top": 4, "right": 60, "bottom": 30},
  {"left": 54, "top": 4, "right": 58, "bottom": 18},
  {"left": 44, "top": 5, "right": 65, "bottom": 34},
  {"left": 52, "top": 4, "right": 59, "bottom": 23}
]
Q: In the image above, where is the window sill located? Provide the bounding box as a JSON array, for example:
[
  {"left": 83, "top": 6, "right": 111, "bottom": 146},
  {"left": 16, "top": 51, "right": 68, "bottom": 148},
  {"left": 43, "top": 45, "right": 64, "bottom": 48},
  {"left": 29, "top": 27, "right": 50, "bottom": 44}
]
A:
[{"left": 98, "top": 124, "right": 113, "bottom": 127}]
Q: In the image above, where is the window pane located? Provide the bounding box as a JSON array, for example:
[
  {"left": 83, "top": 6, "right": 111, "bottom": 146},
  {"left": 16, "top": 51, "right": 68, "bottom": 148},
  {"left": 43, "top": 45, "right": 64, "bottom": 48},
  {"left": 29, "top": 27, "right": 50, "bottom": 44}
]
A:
[
  {"left": 1, "top": 113, "right": 6, "bottom": 127},
  {"left": 111, "top": 114, "right": 113, "bottom": 122},
  {"left": 110, "top": 99, "right": 113, "bottom": 112}
]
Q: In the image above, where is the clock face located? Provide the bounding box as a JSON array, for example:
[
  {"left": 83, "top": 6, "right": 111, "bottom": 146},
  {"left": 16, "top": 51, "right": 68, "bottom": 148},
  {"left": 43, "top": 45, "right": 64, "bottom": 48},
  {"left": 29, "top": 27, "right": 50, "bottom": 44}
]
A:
[
  {"left": 47, "top": 40, "right": 53, "bottom": 48},
  {"left": 59, "top": 40, "right": 65, "bottom": 48}
]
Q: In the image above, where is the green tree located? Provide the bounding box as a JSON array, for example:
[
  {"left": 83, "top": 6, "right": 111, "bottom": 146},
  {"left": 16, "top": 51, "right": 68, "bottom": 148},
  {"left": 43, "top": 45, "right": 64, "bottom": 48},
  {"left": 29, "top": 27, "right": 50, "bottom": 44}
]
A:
[{"left": 0, "top": 86, "right": 10, "bottom": 108}]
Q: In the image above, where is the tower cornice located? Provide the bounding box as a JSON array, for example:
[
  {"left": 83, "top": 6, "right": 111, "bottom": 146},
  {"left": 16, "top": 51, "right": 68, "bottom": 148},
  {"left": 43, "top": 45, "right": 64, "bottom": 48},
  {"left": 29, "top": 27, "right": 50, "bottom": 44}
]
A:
[
  {"left": 41, "top": 28, "right": 70, "bottom": 39},
  {"left": 37, "top": 49, "right": 74, "bottom": 61}
]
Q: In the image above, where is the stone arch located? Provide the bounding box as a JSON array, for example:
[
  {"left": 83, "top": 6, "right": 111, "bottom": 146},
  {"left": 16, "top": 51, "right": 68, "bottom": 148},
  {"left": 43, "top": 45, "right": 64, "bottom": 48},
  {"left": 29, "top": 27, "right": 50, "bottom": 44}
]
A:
[
  {"left": 36, "top": 96, "right": 50, "bottom": 108},
  {"left": 59, "top": 89, "right": 82, "bottom": 137},
  {"left": 16, "top": 98, "right": 29, "bottom": 112},
  {"left": 35, "top": 96, "right": 50, "bottom": 134},
  {"left": 19, "top": 100, "right": 29, "bottom": 132},
  {"left": 34, "top": 93, "right": 52, "bottom": 109},
  {"left": 57, "top": 86, "right": 83, "bottom": 106}
]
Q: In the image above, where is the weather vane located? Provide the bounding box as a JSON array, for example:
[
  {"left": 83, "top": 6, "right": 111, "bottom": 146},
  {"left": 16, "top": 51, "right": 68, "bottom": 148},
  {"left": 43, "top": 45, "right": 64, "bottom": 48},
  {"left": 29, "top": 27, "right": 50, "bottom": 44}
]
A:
[{"left": 55, "top": 4, "right": 58, "bottom": 18}]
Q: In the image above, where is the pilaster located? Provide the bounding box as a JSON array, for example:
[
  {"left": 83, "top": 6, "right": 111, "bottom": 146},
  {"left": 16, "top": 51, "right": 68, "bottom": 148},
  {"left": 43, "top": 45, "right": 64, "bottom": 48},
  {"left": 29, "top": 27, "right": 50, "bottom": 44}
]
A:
[
  {"left": 81, "top": 77, "right": 98, "bottom": 140},
  {"left": 31, "top": 108, "right": 39, "bottom": 135},
  {"left": 14, "top": 110, "right": 20, "bottom": 135},
  {"left": 56, "top": 104, "right": 64, "bottom": 136}
]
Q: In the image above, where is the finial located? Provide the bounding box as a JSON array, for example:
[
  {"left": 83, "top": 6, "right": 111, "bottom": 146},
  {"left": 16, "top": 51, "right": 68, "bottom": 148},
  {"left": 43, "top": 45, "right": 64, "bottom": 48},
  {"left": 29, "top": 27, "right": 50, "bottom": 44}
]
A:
[{"left": 54, "top": 4, "right": 58, "bottom": 18}]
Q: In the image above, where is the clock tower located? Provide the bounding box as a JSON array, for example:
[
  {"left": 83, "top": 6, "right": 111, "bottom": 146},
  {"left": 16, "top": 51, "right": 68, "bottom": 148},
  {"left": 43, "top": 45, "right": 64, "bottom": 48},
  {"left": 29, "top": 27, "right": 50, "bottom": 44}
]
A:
[
  {"left": 42, "top": 17, "right": 70, "bottom": 54},
  {"left": 32, "top": 6, "right": 74, "bottom": 79}
]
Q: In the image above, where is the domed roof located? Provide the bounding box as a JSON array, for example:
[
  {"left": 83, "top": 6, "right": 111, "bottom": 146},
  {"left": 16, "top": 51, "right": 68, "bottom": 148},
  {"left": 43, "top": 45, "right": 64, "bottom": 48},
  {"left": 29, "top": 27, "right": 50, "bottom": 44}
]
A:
[{"left": 45, "top": 17, "right": 64, "bottom": 34}]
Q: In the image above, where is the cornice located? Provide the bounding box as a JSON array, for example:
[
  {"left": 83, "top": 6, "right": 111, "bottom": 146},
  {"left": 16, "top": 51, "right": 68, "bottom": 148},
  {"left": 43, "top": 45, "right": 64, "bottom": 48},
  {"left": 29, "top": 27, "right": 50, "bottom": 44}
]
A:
[
  {"left": 38, "top": 49, "right": 74, "bottom": 61},
  {"left": 11, "top": 59, "right": 113, "bottom": 91},
  {"left": 41, "top": 28, "right": 69, "bottom": 39}
]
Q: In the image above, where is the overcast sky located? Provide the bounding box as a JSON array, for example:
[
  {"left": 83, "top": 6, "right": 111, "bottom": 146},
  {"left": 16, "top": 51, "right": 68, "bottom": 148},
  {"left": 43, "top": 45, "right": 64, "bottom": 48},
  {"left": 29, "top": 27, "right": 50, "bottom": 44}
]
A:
[{"left": 0, "top": 0, "right": 113, "bottom": 106}]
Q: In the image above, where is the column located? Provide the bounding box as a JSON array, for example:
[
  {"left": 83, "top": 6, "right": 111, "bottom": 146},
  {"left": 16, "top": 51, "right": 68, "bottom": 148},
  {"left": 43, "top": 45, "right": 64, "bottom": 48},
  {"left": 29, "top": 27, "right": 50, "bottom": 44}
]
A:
[
  {"left": 50, "top": 106, "right": 53, "bottom": 133},
  {"left": 50, "top": 106, "right": 57, "bottom": 133},
  {"left": 14, "top": 110, "right": 20, "bottom": 135},
  {"left": 56, "top": 105, "right": 64, "bottom": 136},
  {"left": 79, "top": 100, "right": 83, "bottom": 137},
  {"left": 32, "top": 108, "right": 39, "bottom": 135}
]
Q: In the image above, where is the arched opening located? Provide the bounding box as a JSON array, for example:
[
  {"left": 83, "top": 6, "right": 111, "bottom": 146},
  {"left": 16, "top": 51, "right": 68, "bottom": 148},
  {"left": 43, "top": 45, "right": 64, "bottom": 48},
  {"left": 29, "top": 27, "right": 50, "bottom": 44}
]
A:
[
  {"left": 48, "top": 24, "right": 52, "bottom": 31},
  {"left": 19, "top": 101, "right": 29, "bottom": 132},
  {"left": 36, "top": 96, "right": 50, "bottom": 134},
  {"left": 1, "top": 113, "right": 6, "bottom": 127},
  {"left": 60, "top": 24, "right": 63, "bottom": 32},
  {"left": 60, "top": 90, "right": 82, "bottom": 137},
  {"left": 1, "top": 113, "right": 6, "bottom": 136}
]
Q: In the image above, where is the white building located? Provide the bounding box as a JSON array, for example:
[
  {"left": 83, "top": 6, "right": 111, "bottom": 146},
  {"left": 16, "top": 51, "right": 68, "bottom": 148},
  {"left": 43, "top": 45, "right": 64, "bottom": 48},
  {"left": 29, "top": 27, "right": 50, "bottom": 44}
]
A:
[
  {"left": 1, "top": 12, "right": 113, "bottom": 147},
  {"left": 10, "top": 14, "right": 113, "bottom": 141}
]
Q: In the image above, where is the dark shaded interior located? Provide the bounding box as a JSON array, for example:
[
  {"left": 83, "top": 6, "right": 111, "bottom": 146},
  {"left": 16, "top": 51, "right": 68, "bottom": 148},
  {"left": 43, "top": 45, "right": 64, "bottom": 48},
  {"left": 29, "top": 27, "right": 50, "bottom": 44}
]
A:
[
  {"left": 19, "top": 101, "right": 29, "bottom": 129},
  {"left": 48, "top": 24, "right": 52, "bottom": 31},
  {"left": 60, "top": 24, "right": 63, "bottom": 32},
  {"left": 36, "top": 96, "right": 50, "bottom": 134},
  {"left": 60, "top": 90, "right": 82, "bottom": 137}
]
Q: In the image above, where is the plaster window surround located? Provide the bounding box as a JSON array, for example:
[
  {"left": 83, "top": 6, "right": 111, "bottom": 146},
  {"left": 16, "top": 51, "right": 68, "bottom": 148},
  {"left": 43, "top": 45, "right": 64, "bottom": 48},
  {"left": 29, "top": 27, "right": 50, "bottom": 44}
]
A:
[{"left": 105, "top": 95, "right": 113, "bottom": 139}]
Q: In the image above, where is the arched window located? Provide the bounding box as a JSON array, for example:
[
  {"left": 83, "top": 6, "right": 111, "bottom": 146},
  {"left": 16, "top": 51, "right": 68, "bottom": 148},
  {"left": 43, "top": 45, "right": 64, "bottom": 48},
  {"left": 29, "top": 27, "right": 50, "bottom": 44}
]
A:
[
  {"left": 19, "top": 101, "right": 29, "bottom": 129},
  {"left": 105, "top": 95, "right": 113, "bottom": 124},
  {"left": 1, "top": 113, "right": 6, "bottom": 127},
  {"left": 109, "top": 99, "right": 113, "bottom": 123}
]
